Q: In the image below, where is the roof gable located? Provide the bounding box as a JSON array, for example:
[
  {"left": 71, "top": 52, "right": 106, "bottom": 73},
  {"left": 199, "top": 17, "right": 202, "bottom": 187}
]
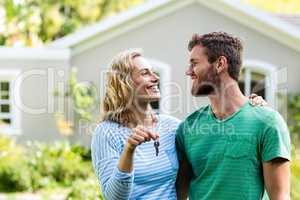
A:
[{"left": 47, "top": 0, "right": 300, "bottom": 55}]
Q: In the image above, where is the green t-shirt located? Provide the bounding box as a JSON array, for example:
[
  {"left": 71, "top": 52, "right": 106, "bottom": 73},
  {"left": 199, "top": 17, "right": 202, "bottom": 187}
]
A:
[{"left": 176, "top": 101, "right": 291, "bottom": 200}]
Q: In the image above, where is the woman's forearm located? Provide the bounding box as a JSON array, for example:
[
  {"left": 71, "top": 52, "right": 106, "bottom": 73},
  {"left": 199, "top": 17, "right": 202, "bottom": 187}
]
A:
[
  {"left": 118, "top": 143, "right": 135, "bottom": 172},
  {"left": 100, "top": 144, "right": 136, "bottom": 200},
  {"left": 100, "top": 144, "right": 135, "bottom": 200}
]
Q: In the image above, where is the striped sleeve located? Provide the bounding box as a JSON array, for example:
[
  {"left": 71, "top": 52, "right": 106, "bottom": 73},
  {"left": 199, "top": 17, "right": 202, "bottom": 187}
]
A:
[{"left": 91, "top": 123, "right": 134, "bottom": 200}]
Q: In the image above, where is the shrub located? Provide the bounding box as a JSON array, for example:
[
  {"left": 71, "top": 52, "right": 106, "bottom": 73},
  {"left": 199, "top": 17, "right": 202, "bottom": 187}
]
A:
[
  {"left": 65, "top": 178, "right": 104, "bottom": 200},
  {"left": 0, "top": 135, "right": 103, "bottom": 198},
  {"left": 0, "top": 136, "right": 31, "bottom": 192},
  {"left": 288, "top": 94, "right": 300, "bottom": 143},
  {"left": 71, "top": 143, "right": 91, "bottom": 161},
  {"left": 26, "top": 141, "right": 92, "bottom": 187},
  {"left": 291, "top": 146, "right": 300, "bottom": 199}
]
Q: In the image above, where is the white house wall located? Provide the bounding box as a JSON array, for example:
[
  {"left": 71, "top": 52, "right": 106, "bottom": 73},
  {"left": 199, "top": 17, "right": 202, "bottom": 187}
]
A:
[
  {"left": 0, "top": 59, "right": 69, "bottom": 142},
  {"left": 71, "top": 2, "right": 300, "bottom": 124},
  {"left": 1, "top": 2, "right": 298, "bottom": 144}
]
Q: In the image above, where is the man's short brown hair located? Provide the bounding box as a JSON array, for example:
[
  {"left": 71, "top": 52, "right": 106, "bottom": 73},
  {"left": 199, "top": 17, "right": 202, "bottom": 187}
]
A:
[{"left": 188, "top": 32, "right": 243, "bottom": 81}]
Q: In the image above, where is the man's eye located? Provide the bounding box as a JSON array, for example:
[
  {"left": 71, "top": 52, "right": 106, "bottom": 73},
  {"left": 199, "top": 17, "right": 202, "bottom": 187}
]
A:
[{"left": 189, "top": 63, "right": 195, "bottom": 68}]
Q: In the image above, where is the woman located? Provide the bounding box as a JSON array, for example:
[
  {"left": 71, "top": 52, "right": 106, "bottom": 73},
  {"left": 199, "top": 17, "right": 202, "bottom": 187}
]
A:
[{"left": 91, "top": 49, "right": 265, "bottom": 200}]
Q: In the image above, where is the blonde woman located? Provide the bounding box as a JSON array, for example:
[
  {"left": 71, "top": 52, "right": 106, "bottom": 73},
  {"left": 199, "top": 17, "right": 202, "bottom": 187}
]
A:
[{"left": 91, "top": 50, "right": 266, "bottom": 200}]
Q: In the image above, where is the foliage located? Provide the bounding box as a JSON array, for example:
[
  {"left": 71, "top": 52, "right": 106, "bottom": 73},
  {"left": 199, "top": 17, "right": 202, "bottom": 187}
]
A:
[
  {"left": 26, "top": 141, "right": 92, "bottom": 188},
  {"left": 54, "top": 67, "right": 98, "bottom": 135},
  {"left": 288, "top": 94, "right": 300, "bottom": 143},
  {"left": 67, "top": 68, "right": 97, "bottom": 122},
  {"left": 291, "top": 148, "right": 300, "bottom": 199},
  {"left": 244, "top": 0, "right": 300, "bottom": 13},
  {"left": 65, "top": 178, "right": 104, "bottom": 200},
  {"left": 0, "top": 135, "right": 95, "bottom": 194},
  {"left": 0, "top": 136, "right": 31, "bottom": 192},
  {"left": 70, "top": 143, "right": 92, "bottom": 161},
  {"left": 0, "top": 0, "right": 144, "bottom": 46},
  {"left": 288, "top": 94, "right": 300, "bottom": 199}
]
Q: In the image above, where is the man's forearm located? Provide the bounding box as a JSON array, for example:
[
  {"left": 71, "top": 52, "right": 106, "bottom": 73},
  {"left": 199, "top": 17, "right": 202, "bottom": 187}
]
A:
[
  {"left": 270, "top": 193, "right": 290, "bottom": 200},
  {"left": 263, "top": 159, "right": 290, "bottom": 200}
]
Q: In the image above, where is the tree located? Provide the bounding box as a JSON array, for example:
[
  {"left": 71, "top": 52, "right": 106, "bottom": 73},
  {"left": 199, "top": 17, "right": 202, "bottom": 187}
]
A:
[
  {"left": 54, "top": 68, "right": 98, "bottom": 136},
  {"left": 244, "top": 0, "right": 300, "bottom": 13},
  {"left": 0, "top": 0, "right": 144, "bottom": 46}
]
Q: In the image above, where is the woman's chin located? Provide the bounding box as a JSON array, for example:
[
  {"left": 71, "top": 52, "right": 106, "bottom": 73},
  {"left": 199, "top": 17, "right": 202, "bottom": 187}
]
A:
[
  {"left": 138, "top": 94, "right": 160, "bottom": 102},
  {"left": 146, "top": 94, "right": 160, "bottom": 101}
]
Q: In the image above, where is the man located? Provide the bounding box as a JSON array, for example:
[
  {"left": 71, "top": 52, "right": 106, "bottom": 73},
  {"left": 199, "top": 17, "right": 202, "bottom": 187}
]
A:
[{"left": 176, "top": 32, "right": 291, "bottom": 200}]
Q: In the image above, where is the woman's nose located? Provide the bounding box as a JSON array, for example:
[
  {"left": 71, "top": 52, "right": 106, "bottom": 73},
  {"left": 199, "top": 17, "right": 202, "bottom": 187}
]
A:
[{"left": 151, "top": 72, "right": 159, "bottom": 82}]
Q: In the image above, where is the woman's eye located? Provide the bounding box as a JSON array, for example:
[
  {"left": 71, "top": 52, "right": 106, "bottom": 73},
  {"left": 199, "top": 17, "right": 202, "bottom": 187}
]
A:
[{"left": 141, "top": 71, "right": 149, "bottom": 75}]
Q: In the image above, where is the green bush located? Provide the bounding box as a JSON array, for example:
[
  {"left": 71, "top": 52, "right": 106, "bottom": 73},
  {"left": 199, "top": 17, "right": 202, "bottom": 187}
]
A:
[
  {"left": 0, "top": 161, "right": 32, "bottom": 192},
  {"left": 0, "top": 136, "right": 31, "bottom": 192},
  {"left": 288, "top": 94, "right": 300, "bottom": 143},
  {"left": 26, "top": 141, "right": 92, "bottom": 187},
  {"left": 65, "top": 178, "right": 104, "bottom": 200},
  {"left": 291, "top": 146, "right": 300, "bottom": 199},
  {"left": 0, "top": 136, "right": 96, "bottom": 194},
  {"left": 288, "top": 94, "right": 300, "bottom": 198},
  {"left": 70, "top": 143, "right": 92, "bottom": 161}
]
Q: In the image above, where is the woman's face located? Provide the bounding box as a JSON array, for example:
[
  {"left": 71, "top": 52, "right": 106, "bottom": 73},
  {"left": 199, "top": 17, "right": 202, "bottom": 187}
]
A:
[{"left": 131, "top": 56, "right": 160, "bottom": 102}]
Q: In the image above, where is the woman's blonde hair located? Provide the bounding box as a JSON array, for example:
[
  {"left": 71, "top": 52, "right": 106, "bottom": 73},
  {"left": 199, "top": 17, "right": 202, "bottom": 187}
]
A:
[{"left": 101, "top": 49, "right": 141, "bottom": 126}]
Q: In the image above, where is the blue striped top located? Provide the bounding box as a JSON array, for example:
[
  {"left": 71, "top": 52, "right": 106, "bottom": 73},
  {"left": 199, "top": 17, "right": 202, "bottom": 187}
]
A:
[{"left": 91, "top": 114, "right": 181, "bottom": 200}]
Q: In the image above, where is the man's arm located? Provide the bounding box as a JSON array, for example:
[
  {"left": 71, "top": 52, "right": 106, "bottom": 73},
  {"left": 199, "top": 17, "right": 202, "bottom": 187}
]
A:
[
  {"left": 176, "top": 159, "right": 193, "bottom": 200},
  {"left": 263, "top": 158, "right": 290, "bottom": 200}
]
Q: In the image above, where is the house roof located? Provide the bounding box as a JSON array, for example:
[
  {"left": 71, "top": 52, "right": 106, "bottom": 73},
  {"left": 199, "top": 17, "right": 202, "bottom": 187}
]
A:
[
  {"left": 47, "top": 0, "right": 300, "bottom": 55},
  {"left": 47, "top": 0, "right": 183, "bottom": 51},
  {"left": 0, "top": 47, "right": 70, "bottom": 60},
  {"left": 276, "top": 14, "right": 300, "bottom": 30}
]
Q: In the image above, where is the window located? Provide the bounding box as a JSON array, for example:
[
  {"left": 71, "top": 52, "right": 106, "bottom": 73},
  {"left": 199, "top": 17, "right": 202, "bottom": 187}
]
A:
[
  {"left": 0, "top": 69, "right": 21, "bottom": 135},
  {"left": 238, "top": 61, "right": 277, "bottom": 108},
  {"left": 147, "top": 59, "right": 171, "bottom": 114},
  {"left": 0, "top": 81, "right": 11, "bottom": 125},
  {"left": 150, "top": 71, "right": 160, "bottom": 112},
  {"left": 238, "top": 68, "right": 266, "bottom": 99}
]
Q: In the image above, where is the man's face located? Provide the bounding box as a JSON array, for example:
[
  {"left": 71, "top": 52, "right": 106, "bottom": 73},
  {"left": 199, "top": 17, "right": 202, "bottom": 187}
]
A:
[{"left": 186, "top": 45, "right": 218, "bottom": 96}]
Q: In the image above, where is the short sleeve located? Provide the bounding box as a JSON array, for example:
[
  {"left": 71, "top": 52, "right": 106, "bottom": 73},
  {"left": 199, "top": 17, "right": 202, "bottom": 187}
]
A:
[{"left": 261, "top": 112, "right": 291, "bottom": 162}]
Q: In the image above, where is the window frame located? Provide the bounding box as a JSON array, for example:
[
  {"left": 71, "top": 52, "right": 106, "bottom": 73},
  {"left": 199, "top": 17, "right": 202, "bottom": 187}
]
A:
[
  {"left": 242, "top": 60, "right": 278, "bottom": 108},
  {"left": 147, "top": 58, "right": 172, "bottom": 114},
  {"left": 0, "top": 69, "right": 22, "bottom": 135}
]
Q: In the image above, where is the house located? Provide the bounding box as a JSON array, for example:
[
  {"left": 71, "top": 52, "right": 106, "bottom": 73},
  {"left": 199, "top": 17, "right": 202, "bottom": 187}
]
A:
[{"left": 0, "top": 0, "right": 300, "bottom": 145}]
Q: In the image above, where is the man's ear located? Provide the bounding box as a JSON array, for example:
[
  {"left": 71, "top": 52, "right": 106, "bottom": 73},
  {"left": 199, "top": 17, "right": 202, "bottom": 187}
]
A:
[{"left": 215, "top": 56, "right": 228, "bottom": 74}]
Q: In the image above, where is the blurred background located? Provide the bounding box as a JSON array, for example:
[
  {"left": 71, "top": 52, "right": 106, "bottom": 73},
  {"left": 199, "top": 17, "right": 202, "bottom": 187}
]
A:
[{"left": 0, "top": 0, "right": 299, "bottom": 199}]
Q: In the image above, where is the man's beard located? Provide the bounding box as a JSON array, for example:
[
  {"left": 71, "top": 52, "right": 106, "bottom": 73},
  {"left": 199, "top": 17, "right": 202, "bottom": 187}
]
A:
[
  {"left": 192, "top": 82, "right": 214, "bottom": 96},
  {"left": 191, "top": 66, "right": 219, "bottom": 96}
]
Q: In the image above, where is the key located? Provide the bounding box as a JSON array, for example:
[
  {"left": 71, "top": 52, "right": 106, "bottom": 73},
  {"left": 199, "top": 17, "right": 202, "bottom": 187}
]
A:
[{"left": 154, "top": 140, "right": 159, "bottom": 156}]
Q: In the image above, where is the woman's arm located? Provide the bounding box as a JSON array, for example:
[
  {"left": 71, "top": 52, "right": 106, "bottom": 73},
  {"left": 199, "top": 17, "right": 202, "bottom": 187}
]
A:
[
  {"left": 92, "top": 125, "right": 132, "bottom": 200},
  {"left": 91, "top": 124, "right": 158, "bottom": 200},
  {"left": 118, "top": 125, "right": 158, "bottom": 172}
]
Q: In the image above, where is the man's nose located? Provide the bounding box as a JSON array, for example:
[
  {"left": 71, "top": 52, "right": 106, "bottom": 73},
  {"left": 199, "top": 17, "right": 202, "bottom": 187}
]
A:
[{"left": 186, "top": 67, "right": 193, "bottom": 76}]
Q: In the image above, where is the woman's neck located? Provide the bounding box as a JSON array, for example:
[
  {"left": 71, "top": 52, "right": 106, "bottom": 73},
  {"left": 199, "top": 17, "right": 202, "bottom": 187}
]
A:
[{"left": 130, "top": 103, "right": 156, "bottom": 127}]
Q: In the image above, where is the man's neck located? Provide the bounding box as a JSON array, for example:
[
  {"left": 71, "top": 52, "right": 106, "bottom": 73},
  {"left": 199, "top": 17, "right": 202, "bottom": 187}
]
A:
[{"left": 208, "top": 80, "right": 248, "bottom": 120}]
